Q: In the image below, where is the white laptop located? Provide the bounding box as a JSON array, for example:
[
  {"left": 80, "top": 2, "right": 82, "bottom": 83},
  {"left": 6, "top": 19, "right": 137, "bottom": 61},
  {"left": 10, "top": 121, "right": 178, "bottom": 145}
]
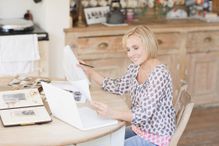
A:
[{"left": 41, "top": 82, "right": 118, "bottom": 130}]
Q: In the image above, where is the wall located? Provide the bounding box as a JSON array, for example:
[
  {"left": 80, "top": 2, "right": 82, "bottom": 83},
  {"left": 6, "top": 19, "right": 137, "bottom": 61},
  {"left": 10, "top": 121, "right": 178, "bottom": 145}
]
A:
[
  {"left": 39, "top": 0, "right": 70, "bottom": 78},
  {"left": 0, "top": 0, "right": 33, "bottom": 18},
  {"left": 0, "top": 0, "right": 70, "bottom": 78}
]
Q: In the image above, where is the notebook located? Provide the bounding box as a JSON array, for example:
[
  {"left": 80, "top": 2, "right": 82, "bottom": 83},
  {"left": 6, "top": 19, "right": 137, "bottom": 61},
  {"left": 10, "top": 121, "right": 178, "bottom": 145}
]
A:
[
  {"left": 0, "top": 88, "right": 52, "bottom": 127},
  {"left": 42, "top": 82, "right": 118, "bottom": 130}
]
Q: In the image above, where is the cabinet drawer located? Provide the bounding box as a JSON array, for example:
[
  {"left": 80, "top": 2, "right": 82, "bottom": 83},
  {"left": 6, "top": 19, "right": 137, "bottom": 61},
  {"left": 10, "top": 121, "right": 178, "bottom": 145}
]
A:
[
  {"left": 75, "top": 35, "right": 124, "bottom": 55},
  {"left": 186, "top": 31, "right": 219, "bottom": 53},
  {"left": 155, "top": 32, "right": 181, "bottom": 52}
]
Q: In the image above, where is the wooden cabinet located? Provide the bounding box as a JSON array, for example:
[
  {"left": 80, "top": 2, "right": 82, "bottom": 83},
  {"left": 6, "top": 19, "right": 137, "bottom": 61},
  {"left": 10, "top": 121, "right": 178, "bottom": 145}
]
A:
[
  {"left": 65, "top": 21, "right": 219, "bottom": 105},
  {"left": 185, "top": 30, "right": 219, "bottom": 105}
]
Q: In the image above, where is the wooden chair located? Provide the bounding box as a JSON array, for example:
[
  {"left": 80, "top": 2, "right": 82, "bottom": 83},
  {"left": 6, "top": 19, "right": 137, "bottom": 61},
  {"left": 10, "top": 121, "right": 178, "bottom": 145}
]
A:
[{"left": 169, "top": 84, "right": 194, "bottom": 146}]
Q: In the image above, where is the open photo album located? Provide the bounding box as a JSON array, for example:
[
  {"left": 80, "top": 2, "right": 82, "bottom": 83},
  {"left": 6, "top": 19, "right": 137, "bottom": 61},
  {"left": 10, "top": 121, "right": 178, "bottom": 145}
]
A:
[{"left": 0, "top": 88, "right": 52, "bottom": 127}]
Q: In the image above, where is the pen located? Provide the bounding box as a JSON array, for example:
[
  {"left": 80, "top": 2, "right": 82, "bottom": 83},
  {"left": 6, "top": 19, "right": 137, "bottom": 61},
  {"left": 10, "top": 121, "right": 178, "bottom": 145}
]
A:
[{"left": 79, "top": 62, "right": 94, "bottom": 68}]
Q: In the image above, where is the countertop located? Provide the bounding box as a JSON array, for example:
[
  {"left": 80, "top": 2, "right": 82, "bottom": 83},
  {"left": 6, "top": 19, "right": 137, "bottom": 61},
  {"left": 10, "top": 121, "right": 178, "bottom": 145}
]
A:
[{"left": 64, "top": 18, "right": 219, "bottom": 34}]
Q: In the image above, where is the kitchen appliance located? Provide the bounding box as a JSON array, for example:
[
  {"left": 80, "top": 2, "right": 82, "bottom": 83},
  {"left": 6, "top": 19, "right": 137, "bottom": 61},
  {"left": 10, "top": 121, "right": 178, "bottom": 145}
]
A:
[
  {"left": 0, "top": 18, "right": 49, "bottom": 76},
  {"left": 106, "top": 0, "right": 125, "bottom": 24},
  {"left": 0, "top": 18, "right": 48, "bottom": 41},
  {"left": 0, "top": 18, "right": 34, "bottom": 33}
]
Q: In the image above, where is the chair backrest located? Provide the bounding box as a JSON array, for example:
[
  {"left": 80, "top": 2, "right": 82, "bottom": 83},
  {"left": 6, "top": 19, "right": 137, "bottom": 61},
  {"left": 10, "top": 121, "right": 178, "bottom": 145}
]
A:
[{"left": 169, "top": 86, "right": 194, "bottom": 146}]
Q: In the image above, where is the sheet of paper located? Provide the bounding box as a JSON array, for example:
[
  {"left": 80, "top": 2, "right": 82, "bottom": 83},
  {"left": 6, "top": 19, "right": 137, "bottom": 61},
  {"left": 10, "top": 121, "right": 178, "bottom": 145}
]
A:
[
  {"left": 63, "top": 45, "right": 89, "bottom": 84},
  {"left": 62, "top": 45, "right": 91, "bottom": 103}
]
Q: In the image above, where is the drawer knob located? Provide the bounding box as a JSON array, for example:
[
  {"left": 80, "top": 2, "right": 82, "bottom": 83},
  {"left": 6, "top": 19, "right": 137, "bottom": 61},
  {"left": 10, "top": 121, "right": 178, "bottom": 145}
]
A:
[
  {"left": 97, "top": 42, "right": 109, "bottom": 49},
  {"left": 157, "top": 39, "right": 163, "bottom": 45},
  {"left": 204, "top": 36, "right": 212, "bottom": 42}
]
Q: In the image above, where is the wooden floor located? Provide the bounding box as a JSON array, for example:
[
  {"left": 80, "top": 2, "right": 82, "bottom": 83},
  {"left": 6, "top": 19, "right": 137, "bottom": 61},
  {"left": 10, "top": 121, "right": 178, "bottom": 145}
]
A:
[{"left": 178, "top": 106, "right": 219, "bottom": 146}]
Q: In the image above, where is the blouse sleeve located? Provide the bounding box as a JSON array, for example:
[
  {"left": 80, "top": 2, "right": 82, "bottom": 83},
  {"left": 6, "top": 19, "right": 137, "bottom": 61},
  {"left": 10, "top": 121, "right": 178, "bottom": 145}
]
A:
[
  {"left": 131, "top": 68, "right": 172, "bottom": 126},
  {"left": 101, "top": 64, "right": 135, "bottom": 95}
]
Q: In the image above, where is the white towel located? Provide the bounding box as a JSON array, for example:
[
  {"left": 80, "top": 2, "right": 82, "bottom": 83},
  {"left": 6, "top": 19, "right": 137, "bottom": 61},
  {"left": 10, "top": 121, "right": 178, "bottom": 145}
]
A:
[
  {"left": 0, "top": 61, "right": 35, "bottom": 76},
  {"left": 0, "top": 34, "right": 40, "bottom": 76}
]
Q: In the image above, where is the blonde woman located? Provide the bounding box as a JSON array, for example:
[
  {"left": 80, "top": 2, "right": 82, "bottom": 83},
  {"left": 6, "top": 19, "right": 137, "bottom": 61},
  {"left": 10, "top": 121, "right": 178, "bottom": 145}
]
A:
[{"left": 80, "top": 25, "right": 176, "bottom": 146}]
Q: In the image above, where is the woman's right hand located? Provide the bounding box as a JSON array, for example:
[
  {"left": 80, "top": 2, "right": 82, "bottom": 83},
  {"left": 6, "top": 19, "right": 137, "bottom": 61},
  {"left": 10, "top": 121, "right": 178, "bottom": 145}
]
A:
[
  {"left": 78, "top": 60, "right": 94, "bottom": 78},
  {"left": 78, "top": 60, "right": 104, "bottom": 85}
]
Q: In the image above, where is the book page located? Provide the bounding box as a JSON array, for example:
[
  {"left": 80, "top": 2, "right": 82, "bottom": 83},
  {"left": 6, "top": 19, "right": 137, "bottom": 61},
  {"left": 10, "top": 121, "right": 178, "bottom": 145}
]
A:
[
  {"left": 0, "top": 106, "right": 52, "bottom": 126},
  {"left": 0, "top": 89, "right": 43, "bottom": 110}
]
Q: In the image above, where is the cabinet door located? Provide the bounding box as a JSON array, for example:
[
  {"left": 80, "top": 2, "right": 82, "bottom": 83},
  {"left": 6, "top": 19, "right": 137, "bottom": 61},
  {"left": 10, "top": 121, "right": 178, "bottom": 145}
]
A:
[{"left": 187, "top": 52, "right": 219, "bottom": 104}]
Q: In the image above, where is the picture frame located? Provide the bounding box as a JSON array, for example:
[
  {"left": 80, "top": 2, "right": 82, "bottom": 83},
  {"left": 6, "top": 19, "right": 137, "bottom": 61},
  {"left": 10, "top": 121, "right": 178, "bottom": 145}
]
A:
[{"left": 84, "top": 6, "right": 110, "bottom": 25}]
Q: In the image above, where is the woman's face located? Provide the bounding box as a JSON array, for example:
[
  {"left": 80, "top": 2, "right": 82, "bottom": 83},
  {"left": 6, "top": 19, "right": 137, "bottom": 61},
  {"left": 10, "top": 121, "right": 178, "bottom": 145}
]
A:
[{"left": 126, "top": 35, "right": 148, "bottom": 65}]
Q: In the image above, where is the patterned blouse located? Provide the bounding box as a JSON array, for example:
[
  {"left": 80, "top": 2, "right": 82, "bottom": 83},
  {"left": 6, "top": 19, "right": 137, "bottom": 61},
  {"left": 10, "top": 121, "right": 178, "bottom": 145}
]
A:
[{"left": 102, "top": 64, "right": 176, "bottom": 145}]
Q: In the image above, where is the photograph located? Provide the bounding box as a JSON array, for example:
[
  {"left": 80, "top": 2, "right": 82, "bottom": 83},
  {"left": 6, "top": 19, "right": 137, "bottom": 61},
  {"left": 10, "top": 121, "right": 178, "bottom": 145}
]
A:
[
  {"left": 84, "top": 6, "right": 110, "bottom": 25},
  {"left": 14, "top": 109, "right": 36, "bottom": 117},
  {"left": 0, "top": 89, "right": 43, "bottom": 110},
  {"left": 3, "top": 93, "right": 26, "bottom": 106}
]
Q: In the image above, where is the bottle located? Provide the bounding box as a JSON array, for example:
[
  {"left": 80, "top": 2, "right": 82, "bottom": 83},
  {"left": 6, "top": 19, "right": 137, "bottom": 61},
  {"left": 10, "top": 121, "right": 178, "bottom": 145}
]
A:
[
  {"left": 24, "top": 10, "right": 33, "bottom": 21},
  {"left": 203, "top": 0, "right": 209, "bottom": 12},
  {"left": 208, "top": 0, "right": 212, "bottom": 12},
  {"left": 126, "top": 9, "right": 134, "bottom": 22}
]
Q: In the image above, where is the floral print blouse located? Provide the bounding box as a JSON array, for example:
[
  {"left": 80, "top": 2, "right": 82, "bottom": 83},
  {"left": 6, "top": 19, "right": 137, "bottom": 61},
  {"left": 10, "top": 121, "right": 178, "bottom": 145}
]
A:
[{"left": 102, "top": 64, "right": 176, "bottom": 136}]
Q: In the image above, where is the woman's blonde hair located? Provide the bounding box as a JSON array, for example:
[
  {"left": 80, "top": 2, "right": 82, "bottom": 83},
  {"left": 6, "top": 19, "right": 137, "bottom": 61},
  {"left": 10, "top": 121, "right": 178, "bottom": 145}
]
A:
[{"left": 122, "top": 25, "right": 158, "bottom": 59}]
